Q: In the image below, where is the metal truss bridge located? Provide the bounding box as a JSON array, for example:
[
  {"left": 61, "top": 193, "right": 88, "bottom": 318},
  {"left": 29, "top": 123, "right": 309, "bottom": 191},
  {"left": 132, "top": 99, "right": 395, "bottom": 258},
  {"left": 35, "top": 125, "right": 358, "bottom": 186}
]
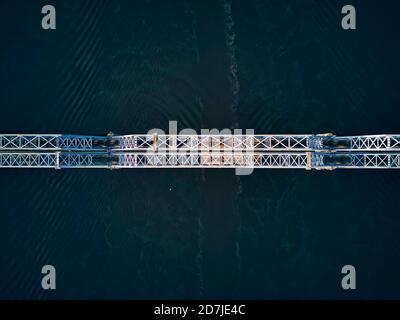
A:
[{"left": 1, "top": 133, "right": 400, "bottom": 170}]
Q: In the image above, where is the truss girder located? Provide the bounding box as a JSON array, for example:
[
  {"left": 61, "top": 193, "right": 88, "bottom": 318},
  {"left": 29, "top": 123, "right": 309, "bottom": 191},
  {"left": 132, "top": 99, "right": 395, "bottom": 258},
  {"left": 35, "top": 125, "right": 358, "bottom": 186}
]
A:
[
  {"left": 58, "top": 136, "right": 94, "bottom": 150},
  {"left": 0, "top": 153, "right": 58, "bottom": 168},
  {"left": 114, "top": 135, "right": 317, "bottom": 151},
  {"left": 348, "top": 153, "right": 400, "bottom": 168},
  {"left": 114, "top": 152, "right": 310, "bottom": 169},
  {"left": 3, "top": 134, "right": 400, "bottom": 152},
  {"left": 348, "top": 135, "right": 400, "bottom": 151},
  {"left": 2, "top": 133, "right": 400, "bottom": 170},
  {"left": 2, "top": 151, "right": 400, "bottom": 169},
  {"left": 114, "top": 134, "right": 400, "bottom": 152},
  {"left": 59, "top": 154, "right": 94, "bottom": 168},
  {"left": 0, "top": 135, "right": 60, "bottom": 150},
  {"left": 0, "top": 135, "right": 102, "bottom": 151}
]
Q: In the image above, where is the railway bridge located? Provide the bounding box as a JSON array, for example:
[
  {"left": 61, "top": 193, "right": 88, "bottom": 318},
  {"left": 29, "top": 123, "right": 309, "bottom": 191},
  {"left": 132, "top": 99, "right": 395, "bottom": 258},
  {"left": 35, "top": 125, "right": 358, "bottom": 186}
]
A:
[{"left": 1, "top": 133, "right": 400, "bottom": 170}]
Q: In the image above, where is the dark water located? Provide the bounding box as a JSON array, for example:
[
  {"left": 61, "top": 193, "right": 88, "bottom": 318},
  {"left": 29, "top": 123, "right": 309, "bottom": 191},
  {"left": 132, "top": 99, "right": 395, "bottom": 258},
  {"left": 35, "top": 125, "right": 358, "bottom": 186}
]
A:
[{"left": 1, "top": 0, "right": 400, "bottom": 299}]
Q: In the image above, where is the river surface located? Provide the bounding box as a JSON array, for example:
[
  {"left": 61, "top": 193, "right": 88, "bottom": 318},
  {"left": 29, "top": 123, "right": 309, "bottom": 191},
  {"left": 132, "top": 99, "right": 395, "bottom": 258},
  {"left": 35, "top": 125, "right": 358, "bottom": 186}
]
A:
[{"left": 0, "top": 0, "right": 400, "bottom": 299}]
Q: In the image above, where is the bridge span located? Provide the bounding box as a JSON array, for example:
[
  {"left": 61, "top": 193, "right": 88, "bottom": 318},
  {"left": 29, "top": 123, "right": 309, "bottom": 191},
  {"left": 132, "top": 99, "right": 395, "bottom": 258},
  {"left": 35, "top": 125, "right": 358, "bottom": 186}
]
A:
[{"left": 1, "top": 133, "right": 400, "bottom": 170}]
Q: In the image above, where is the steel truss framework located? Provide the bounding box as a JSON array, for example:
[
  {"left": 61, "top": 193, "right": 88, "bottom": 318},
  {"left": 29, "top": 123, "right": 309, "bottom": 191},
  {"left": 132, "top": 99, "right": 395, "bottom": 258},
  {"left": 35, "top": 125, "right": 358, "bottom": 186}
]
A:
[
  {"left": 0, "top": 135, "right": 100, "bottom": 151},
  {"left": 114, "top": 135, "right": 316, "bottom": 151},
  {"left": 349, "top": 153, "right": 400, "bottom": 168},
  {"left": 1, "top": 133, "right": 400, "bottom": 169},
  {"left": 0, "top": 153, "right": 58, "bottom": 168},
  {"left": 114, "top": 134, "right": 400, "bottom": 152},
  {"left": 2, "top": 152, "right": 400, "bottom": 170},
  {"left": 115, "top": 153, "right": 310, "bottom": 169},
  {"left": 2, "top": 134, "right": 400, "bottom": 151}
]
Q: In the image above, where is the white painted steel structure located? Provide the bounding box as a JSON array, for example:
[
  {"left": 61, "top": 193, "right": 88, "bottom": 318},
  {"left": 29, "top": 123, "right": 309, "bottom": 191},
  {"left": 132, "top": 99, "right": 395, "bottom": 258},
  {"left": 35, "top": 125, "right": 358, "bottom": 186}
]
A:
[{"left": 1, "top": 133, "right": 400, "bottom": 170}]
